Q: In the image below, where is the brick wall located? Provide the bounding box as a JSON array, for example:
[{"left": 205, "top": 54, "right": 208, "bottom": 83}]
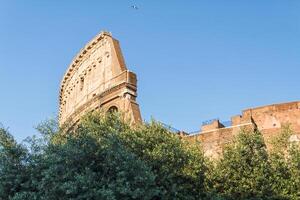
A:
[{"left": 185, "top": 101, "right": 300, "bottom": 158}]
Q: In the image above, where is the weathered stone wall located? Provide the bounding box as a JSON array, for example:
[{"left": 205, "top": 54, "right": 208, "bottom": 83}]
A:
[
  {"left": 59, "top": 31, "right": 142, "bottom": 126},
  {"left": 185, "top": 101, "right": 300, "bottom": 159},
  {"left": 244, "top": 101, "right": 300, "bottom": 143}
]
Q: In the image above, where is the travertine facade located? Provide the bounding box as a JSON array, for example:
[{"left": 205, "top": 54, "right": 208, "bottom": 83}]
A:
[
  {"left": 59, "top": 31, "right": 300, "bottom": 158},
  {"left": 59, "top": 31, "right": 142, "bottom": 126}
]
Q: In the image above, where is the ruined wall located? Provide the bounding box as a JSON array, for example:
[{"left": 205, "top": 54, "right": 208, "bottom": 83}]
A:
[
  {"left": 185, "top": 101, "right": 300, "bottom": 159},
  {"left": 243, "top": 101, "right": 300, "bottom": 143},
  {"left": 59, "top": 31, "right": 142, "bottom": 126}
]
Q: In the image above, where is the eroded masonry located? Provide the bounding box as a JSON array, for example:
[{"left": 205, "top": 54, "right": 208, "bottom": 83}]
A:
[
  {"left": 59, "top": 32, "right": 142, "bottom": 126},
  {"left": 59, "top": 31, "right": 300, "bottom": 158},
  {"left": 185, "top": 101, "right": 300, "bottom": 159}
]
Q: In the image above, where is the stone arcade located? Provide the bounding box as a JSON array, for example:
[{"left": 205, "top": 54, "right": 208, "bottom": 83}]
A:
[{"left": 59, "top": 31, "right": 142, "bottom": 126}]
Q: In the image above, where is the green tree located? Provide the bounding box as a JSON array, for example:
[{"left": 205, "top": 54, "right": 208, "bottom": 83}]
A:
[
  {"left": 78, "top": 112, "right": 208, "bottom": 200},
  {"left": 3, "top": 112, "right": 300, "bottom": 200},
  {"left": 0, "top": 125, "right": 29, "bottom": 199},
  {"left": 32, "top": 113, "right": 159, "bottom": 200},
  {"left": 0, "top": 112, "right": 208, "bottom": 200},
  {"left": 208, "top": 129, "right": 275, "bottom": 200},
  {"left": 269, "top": 126, "right": 300, "bottom": 200},
  {"left": 288, "top": 144, "right": 300, "bottom": 199}
]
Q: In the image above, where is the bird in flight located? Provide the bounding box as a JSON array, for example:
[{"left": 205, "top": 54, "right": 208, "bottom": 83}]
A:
[{"left": 131, "top": 5, "right": 139, "bottom": 10}]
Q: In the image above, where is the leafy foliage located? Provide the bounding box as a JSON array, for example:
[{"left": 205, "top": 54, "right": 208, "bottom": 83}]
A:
[
  {"left": 0, "top": 113, "right": 206, "bottom": 200},
  {"left": 0, "top": 125, "right": 30, "bottom": 200},
  {"left": 268, "top": 126, "right": 300, "bottom": 200},
  {"left": 77, "top": 112, "right": 207, "bottom": 199},
  {"left": 0, "top": 113, "right": 300, "bottom": 200},
  {"left": 207, "top": 127, "right": 300, "bottom": 200},
  {"left": 207, "top": 129, "right": 275, "bottom": 199}
]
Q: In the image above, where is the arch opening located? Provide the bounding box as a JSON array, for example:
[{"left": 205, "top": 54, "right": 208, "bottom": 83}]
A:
[{"left": 108, "top": 106, "right": 118, "bottom": 113}]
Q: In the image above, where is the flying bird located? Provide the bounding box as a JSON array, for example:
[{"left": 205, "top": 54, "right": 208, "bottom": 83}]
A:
[{"left": 131, "top": 5, "right": 139, "bottom": 10}]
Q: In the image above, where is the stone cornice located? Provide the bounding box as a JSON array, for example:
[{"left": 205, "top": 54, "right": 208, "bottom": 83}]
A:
[{"left": 242, "top": 101, "right": 300, "bottom": 113}]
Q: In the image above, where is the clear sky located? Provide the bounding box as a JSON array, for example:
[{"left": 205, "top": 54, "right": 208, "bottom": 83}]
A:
[{"left": 0, "top": 0, "right": 299, "bottom": 141}]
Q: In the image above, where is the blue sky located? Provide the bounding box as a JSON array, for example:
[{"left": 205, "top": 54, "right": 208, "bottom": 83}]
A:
[{"left": 0, "top": 0, "right": 299, "bottom": 141}]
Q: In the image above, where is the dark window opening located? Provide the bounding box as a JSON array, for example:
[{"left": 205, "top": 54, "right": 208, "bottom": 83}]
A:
[
  {"left": 80, "top": 77, "right": 84, "bottom": 91},
  {"left": 108, "top": 106, "right": 118, "bottom": 113}
]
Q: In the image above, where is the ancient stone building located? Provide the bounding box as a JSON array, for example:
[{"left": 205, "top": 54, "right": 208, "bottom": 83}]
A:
[
  {"left": 59, "top": 31, "right": 142, "bottom": 126},
  {"left": 59, "top": 31, "right": 300, "bottom": 158},
  {"left": 185, "top": 101, "right": 300, "bottom": 159}
]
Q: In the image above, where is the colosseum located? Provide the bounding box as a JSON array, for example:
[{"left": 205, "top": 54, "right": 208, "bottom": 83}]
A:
[
  {"left": 59, "top": 31, "right": 142, "bottom": 127},
  {"left": 59, "top": 31, "right": 300, "bottom": 158}
]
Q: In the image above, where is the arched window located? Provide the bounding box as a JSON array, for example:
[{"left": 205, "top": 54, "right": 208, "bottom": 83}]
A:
[{"left": 108, "top": 106, "right": 118, "bottom": 113}]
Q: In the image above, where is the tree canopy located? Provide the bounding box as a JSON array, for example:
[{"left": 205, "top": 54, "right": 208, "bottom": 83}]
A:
[{"left": 0, "top": 113, "right": 299, "bottom": 200}]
